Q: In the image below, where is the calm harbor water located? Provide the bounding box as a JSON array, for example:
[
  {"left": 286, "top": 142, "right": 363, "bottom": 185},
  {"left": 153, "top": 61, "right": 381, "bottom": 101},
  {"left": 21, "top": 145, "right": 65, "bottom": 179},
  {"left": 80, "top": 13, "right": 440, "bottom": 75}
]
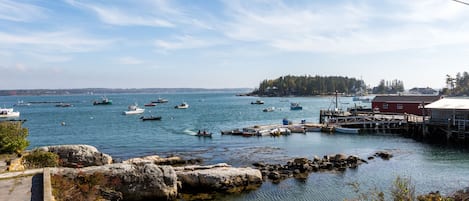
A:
[{"left": 2, "top": 92, "right": 469, "bottom": 200}]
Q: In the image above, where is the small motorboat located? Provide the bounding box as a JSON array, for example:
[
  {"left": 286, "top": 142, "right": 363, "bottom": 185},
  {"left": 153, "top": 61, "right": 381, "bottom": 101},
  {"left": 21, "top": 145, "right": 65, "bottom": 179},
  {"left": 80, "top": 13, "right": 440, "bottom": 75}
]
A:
[
  {"left": 196, "top": 130, "right": 212, "bottom": 137},
  {"left": 251, "top": 100, "right": 264, "bottom": 104},
  {"left": 0, "top": 108, "right": 20, "bottom": 118},
  {"left": 13, "top": 100, "right": 31, "bottom": 106},
  {"left": 175, "top": 102, "right": 189, "bottom": 109},
  {"left": 290, "top": 102, "right": 303, "bottom": 110},
  {"left": 93, "top": 96, "right": 112, "bottom": 105},
  {"left": 262, "top": 107, "right": 275, "bottom": 112},
  {"left": 334, "top": 127, "right": 360, "bottom": 134},
  {"left": 55, "top": 103, "right": 73, "bottom": 107},
  {"left": 123, "top": 104, "right": 145, "bottom": 115},
  {"left": 221, "top": 129, "right": 243, "bottom": 135},
  {"left": 140, "top": 116, "right": 162, "bottom": 121},
  {"left": 152, "top": 98, "right": 169, "bottom": 103},
  {"left": 144, "top": 103, "right": 156, "bottom": 107}
]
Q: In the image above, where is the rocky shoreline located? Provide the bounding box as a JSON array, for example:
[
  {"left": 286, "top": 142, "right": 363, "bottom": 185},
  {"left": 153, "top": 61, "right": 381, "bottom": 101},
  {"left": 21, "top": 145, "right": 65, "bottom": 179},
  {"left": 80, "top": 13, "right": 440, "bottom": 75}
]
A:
[{"left": 2, "top": 144, "right": 396, "bottom": 201}]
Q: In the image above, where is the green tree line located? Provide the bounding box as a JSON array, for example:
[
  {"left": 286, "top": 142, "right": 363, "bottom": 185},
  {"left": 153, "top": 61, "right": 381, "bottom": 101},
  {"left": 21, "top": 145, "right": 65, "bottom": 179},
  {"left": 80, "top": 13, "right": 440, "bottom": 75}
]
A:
[
  {"left": 251, "top": 75, "right": 366, "bottom": 96},
  {"left": 442, "top": 72, "right": 469, "bottom": 96},
  {"left": 371, "top": 79, "right": 405, "bottom": 94}
]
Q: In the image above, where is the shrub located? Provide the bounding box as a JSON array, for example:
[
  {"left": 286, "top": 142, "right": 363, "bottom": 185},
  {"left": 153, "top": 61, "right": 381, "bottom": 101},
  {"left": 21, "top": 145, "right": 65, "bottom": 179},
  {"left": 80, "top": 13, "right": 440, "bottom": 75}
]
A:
[
  {"left": 0, "top": 122, "right": 29, "bottom": 154},
  {"left": 24, "top": 150, "right": 59, "bottom": 168},
  {"left": 391, "top": 176, "right": 415, "bottom": 201}
]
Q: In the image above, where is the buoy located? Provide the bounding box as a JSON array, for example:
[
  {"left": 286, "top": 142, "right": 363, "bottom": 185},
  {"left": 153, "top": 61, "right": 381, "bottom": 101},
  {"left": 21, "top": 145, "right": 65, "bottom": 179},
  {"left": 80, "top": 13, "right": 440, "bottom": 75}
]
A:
[{"left": 61, "top": 122, "right": 66, "bottom": 126}]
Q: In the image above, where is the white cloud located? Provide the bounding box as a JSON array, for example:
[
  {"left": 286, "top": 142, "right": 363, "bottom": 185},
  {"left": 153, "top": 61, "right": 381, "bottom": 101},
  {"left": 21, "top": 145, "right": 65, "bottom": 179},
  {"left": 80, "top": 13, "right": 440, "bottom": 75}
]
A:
[
  {"left": 87, "top": 5, "right": 174, "bottom": 27},
  {"left": 155, "top": 35, "right": 220, "bottom": 50},
  {"left": 221, "top": 0, "right": 469, "bottom": 54},
  {"left": 0, "top": 30, "right": 115, "bottom": 53},
  {"left": 117, "top": 56, "right": 144, "bottom": 65},
  {"left": 0, "top": 0, "right": 46, "bottom": 22}
]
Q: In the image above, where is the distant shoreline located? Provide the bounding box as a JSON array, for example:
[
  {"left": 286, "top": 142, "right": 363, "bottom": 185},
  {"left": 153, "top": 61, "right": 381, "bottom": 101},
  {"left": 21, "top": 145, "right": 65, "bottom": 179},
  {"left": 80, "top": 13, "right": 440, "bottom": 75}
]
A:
[{"left": 0, "top": 88, "right": 253, "bottom": 96}]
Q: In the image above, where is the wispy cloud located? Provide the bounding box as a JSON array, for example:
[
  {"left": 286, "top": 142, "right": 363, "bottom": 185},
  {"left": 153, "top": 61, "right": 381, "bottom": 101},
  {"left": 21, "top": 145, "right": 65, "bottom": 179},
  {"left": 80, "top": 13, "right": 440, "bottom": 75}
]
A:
[
  {"left": 221, "top": 0, "right": 469, "bottom": 54},
  {"left": 0, "top": 0, "right": 46, "bottom": 22},
  {"left": 155, "top": 35, "right": 221, "bottom": 50},
  {"left": 0, "top": 30, "right": 115, "bottom": 53},
  {"left": 117, "top": 56, "right": 144, "bottom": 65}
]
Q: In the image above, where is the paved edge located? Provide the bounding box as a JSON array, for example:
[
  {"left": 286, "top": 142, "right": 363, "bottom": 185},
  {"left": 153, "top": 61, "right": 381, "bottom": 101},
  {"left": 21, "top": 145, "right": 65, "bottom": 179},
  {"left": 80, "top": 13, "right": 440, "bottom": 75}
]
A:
[{"left": 43, "top": 168, "right": 54, "bottom": 201}]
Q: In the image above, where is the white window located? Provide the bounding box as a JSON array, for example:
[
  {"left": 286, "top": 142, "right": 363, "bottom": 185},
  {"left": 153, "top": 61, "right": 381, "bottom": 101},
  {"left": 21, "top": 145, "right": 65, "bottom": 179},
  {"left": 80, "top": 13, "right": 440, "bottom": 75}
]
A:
[
  {"left": 383, "top": 103, "right": 388, "bottom": 109},
  {"left": 397, "top": 104, "right": 403, "bottom": 110}
]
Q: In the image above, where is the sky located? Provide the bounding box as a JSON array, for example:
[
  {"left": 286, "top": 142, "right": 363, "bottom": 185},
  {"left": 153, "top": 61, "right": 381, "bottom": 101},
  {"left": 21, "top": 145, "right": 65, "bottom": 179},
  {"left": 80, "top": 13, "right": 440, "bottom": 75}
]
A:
[{"left": 1, "top": 0, "right": 469, "bottom": 90}]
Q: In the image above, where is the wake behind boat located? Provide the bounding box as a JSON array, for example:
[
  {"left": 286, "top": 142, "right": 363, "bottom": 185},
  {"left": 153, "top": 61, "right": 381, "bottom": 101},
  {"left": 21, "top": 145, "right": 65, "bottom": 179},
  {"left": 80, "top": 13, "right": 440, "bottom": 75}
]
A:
[
  {"left": 0, "top": 108, "right": 20, "bottom": 118},
  {"left": 123, "top": 104, "right": 145, "bottom": 115}
]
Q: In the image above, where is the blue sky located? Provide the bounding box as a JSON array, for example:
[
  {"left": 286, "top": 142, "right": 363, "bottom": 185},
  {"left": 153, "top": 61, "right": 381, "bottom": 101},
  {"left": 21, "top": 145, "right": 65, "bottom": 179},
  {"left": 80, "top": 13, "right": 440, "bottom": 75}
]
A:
[{"left": 1, "top": 0, "right": 469, "bottom": 90}]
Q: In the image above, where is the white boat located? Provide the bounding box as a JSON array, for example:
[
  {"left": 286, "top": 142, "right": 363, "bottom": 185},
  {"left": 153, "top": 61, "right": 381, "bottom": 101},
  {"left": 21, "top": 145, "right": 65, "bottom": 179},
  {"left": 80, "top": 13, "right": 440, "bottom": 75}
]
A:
[
  {"left": 13, "top": 100, "right": 31, "bottom": 106},
  {"left": 270, "top": 127, "right": 291, "bottom": 136},
  {"left": 152, "top": 98, "right": 168, "bottom": 103},
  {"left": 175, "top": 102, "right": 189, "bottom": 109},
  {"left": 0, "top": 108, "right": 20, "bottom": 118},
  {"left": 262, "top": 107, "right": 275, "bottom": 112},
  {"left": 334, "top": 127, "right": 360, "bottom": 134},
  {"left": 123, "top": 104, "right": 145, "bottom": 115}
]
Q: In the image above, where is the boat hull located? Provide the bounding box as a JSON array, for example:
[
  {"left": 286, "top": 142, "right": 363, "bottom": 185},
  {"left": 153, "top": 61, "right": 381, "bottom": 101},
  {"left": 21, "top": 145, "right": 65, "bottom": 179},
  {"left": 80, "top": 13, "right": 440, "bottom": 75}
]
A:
[
  {"left": 334, "top": 127, "right": 360, "bottom": 134},
  {"left": 123, "top": 109, "right": 145, "bottom": 115}
]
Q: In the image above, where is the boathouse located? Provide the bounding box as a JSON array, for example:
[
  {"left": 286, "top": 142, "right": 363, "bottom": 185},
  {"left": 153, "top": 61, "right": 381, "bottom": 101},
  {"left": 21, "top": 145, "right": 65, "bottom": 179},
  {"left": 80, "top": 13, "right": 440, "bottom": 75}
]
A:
[
  {"left": 426, "top": 98, "right": 469, "bottom": 126},
  {"left": 371, "top": 95, "right": 442, "bottom": 115}
]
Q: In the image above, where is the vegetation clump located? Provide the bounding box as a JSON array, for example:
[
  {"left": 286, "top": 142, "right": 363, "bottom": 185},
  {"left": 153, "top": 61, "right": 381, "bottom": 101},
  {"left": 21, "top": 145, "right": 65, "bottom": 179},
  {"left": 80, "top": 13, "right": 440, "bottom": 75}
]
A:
[
  {"left": 24, "top": 149, "right": 59, "bottom": 168},
  {"left": 0, "top": 122, "right": 29, "bottom": 154}
]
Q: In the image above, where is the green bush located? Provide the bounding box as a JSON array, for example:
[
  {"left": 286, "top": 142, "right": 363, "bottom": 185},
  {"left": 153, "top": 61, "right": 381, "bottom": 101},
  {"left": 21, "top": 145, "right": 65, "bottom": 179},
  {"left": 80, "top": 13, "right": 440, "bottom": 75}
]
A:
[
  {"left": 0, "top": 122, "right": 29, "bottom": 154},
  {"left": 24, "top": 149, "right": 59, "bottom": 168}
]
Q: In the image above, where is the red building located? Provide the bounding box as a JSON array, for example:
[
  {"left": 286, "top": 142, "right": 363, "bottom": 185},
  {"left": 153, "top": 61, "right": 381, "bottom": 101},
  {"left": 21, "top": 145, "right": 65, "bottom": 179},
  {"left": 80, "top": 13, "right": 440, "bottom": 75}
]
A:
[{"left": 371, "top": 95, "right": 442, "bottom": 116}]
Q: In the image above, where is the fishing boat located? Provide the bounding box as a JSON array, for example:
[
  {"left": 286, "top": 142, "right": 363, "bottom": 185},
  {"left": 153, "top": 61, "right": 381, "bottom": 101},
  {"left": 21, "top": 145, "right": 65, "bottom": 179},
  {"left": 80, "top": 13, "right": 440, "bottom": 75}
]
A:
[
  {"left": 140, "top": 116, "right": 162, "bottom": 121},
  {"left": 196, "top": 130, "right": 212, "bottom": 137},
  {"left": 290, "top": 102, "right": 303, "bottom": 110},
  {"left": 152, "top": 98, "right": 168, "bottom": 103},
  {"left": 334, "top": 127, "right": 360, "bottom": 134},
  {"left": 175, "top": 102, "right": 189, "bottom": 109},
  {"left": 0, "top": 108, "right": 20, "bottom": 118},
  {"left": 144, "top": 103, "right": 156, "bottom": 107},
  {"left": 123, "top": 104, "right": 145, "bottom": 115},
  {"left": 263, "top": 107, "right": 275, "bottom": 112},
  {"left": 93, "top": 96, "right": 112, "bottom": 105},
  {"left": 251, "top": 100, "right": 264, "bottom": 104}
]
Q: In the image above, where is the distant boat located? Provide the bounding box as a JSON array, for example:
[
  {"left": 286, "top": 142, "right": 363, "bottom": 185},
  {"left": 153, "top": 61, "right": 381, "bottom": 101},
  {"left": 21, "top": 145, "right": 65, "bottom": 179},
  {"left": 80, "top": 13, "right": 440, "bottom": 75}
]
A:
[
  {"left": 353, "top": 96, "right": 370, "bottom": 103},
  {"left": 290, "top": 103, "right": 303, "bottom": 110},
  {"left": 144, "top": 103, "right": 156, "bottom": 107},
  {"left": 196, "top": 130, "right": 212, "bottom": 137},
  {"left": 263, "top": 107, "right": 275, "bottom": 112},
  {"left": 55, "top": 103, "right": 73, "bottom": 107},
  {"left": 0, "top": 108, "right": 20, "bottom": 118},
  {"left": 334, "top": 127, "right": 360, "bottom": 134},
  {"left": 14, "top": 100, "right": 31, "bottom": 106},
  {"left": 140, "top": 116, "right": 162, "bottom": 121},
  {"left": 251, "top": 100, "right": 264, "bottom": 104},
  {"left": 93, "top": 96, "right": 112, "bottom": 105},
  {"left": 123, "top": 104, "right": 145, "bottom": 115},
  {"left": 175, "top": 102, "right": 189, "bottom": 109},
  {"left": 152, "top": 98, "right": 168, "bottom": 103}
]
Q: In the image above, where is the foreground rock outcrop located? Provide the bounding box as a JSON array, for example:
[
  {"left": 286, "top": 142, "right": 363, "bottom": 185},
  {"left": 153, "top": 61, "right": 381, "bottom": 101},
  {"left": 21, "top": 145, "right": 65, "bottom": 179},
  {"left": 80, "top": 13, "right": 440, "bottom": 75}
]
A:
[
  {"left": 123, "top": 155, "right": 202, "bottom": 166},
  {"left": 254, "top": 154, "right": 367, "bottom": 183},
  {"left": 51, "top": 163, "right": 178, "bottom": 201},
  {"left": 39, "top": 145, "right": 112, "bottom": 168},
  {"left": 175, "top": 163, "right": 263, "bottom": 194}
]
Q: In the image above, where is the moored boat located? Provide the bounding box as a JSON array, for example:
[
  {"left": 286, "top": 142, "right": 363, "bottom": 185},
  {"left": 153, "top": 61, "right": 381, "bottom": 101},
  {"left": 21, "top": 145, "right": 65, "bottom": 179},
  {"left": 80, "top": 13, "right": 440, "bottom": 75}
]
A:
[
  {"left": 221, "top": 129, "right": 243, "bottom": 135},
  {"left": 334, "top": 127, "right": 360, "bottom": 134},
  {"left": 93, "top": 96, "right": 112, "bottom": 105},
  {"left": 144, "top": 103, "right": 156, "bottom": 107},
  {"left": 0, "top": 108, "right": 20, "bottom": 118},
  {"left": 152, "top": 98, "right": 168, "bottom": 103},
  {"left": 175, "top": 102, "right": 189, "bottom": 109},
  {"left": 14, "top": 100, "right": 31, "bottom": 106},
  {"left": 123, "top": 104, "right": 145, "bottom": 115},
  {"left": 55, "top": 103, "right": 73, "bottom": 107},
  {"left": 251, "top": 100, "right": 264, "bottom": 104},
  {"left": 140, "top": 116, "right": 162, "bottom": 121},
  {"left": 263, "top": 107, "right": 275, "bottom": 112},
  {"left": 290, "top": 102, "right": 303, "bottom": 110}
]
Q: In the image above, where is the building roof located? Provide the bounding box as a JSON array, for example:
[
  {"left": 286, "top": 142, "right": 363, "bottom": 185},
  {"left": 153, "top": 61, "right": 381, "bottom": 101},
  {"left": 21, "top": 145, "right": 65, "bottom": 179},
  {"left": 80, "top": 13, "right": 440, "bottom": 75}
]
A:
[
  {"left": 372, "top": 95, "right": 442, "bottom": 104},
  {"left": 425, "top": 98, "right": 469, "bottom": 110}
]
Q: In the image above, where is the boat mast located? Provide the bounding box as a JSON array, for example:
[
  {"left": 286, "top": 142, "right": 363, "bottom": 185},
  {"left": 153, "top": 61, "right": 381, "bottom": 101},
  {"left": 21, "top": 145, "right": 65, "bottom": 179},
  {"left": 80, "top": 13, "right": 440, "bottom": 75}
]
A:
[{"left": 335, "top": 90, "right": 338, "bottom": 110}]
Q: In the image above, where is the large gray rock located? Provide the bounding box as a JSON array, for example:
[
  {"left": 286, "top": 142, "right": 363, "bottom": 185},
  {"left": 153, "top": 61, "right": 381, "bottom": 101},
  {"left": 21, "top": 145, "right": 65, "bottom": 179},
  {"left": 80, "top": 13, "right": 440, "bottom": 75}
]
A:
[
  {"left": 175, "top": 163, "right": 263, "bottom": 193},
  {"left": 123, "top": 155, "right": 185, "bottom": 165},
  {"left": 51, "top": 163, "right": 178, "bottom": 201},
  {"left": 39, "top": 145, "right": 112, "bottom": 167}
]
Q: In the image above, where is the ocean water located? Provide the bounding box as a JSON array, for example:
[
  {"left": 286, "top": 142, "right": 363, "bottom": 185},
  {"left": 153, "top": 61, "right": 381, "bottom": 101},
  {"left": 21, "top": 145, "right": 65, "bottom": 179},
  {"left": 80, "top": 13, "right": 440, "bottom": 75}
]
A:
[{"left": 2, "top": 92, "right": 469, "bottom": 200}]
